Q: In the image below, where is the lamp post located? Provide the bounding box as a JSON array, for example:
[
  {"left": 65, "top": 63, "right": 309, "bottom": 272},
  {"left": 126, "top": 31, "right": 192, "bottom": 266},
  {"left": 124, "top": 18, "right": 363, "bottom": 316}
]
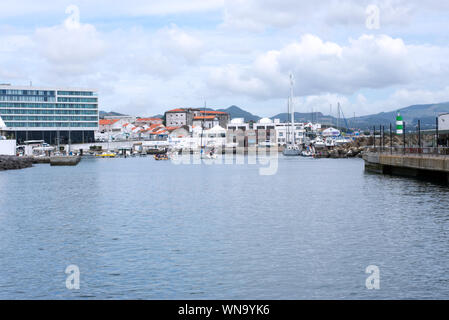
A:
[{"left": 390, "top": 122, "right": 393, "bottom": 154}]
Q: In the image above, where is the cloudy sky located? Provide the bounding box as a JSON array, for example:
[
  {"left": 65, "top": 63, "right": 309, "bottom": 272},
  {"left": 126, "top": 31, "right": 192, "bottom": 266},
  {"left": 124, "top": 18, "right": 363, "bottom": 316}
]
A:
[{"left": 1, "top": 0, "right": 449, "bottom": 117}]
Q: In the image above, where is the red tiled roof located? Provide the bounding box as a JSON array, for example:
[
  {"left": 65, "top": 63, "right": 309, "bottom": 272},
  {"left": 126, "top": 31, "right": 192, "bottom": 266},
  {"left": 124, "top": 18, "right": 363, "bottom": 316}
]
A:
[
  {"left": 136, "top": 118, "right": 163, "bottom": 122},
  {"left": 148, "top": 123, "right": 164, "bottom": 130},
  {"left": 166, "top": 108, "right": 185, "bottom": 113},
  {"left": 99, "top": 119, "right": 119, "bottom": 125},
  {"left": 166, "top": 126, "right": 181, "bottom": 131}
]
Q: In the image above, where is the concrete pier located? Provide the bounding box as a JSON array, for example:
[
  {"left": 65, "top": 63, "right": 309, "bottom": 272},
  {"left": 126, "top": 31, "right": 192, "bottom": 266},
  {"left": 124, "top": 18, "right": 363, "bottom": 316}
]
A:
[
  {"left": 50, "top": 156, "right": 81, "bottom": 166},
  {"left": 363, "top": 152, "right": 449, "bottom": 184}
]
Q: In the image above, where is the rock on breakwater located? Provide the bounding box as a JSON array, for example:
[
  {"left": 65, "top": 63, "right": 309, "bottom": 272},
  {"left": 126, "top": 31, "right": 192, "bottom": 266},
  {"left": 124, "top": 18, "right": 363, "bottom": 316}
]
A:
[{"left": 0, "top": 156, "right": 33, "bottom": 171}]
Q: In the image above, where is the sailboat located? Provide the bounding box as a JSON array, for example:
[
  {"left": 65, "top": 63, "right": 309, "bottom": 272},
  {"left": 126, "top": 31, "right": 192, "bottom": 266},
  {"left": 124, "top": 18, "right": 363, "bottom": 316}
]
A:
[
  {"left": 200, "top": 101, "right": 217, "bottom": 160},
  {"left": 282, "top": 74, "right": 301, "bottom": 156}
]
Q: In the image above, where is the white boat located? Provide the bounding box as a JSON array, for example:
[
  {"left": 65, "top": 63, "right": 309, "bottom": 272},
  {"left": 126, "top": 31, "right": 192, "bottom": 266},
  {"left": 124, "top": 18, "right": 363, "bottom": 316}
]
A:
[
  {"left": 313, "top": 137, "right": 326, "bottom": 149},
  {"left": 301, "top": 145, "right": 315, "bottom": 157},
  {"left": 283, "top": 144, "right": 301, "bottom": 156},
  {"left": 325, "top": 137, "right": 336, "bottom": 147},
  {"left": 282, "top": 74, "right": 301, "bottom": 157},
  {"left": 335, "top": 136, "right": 351, "bottom": 146}
]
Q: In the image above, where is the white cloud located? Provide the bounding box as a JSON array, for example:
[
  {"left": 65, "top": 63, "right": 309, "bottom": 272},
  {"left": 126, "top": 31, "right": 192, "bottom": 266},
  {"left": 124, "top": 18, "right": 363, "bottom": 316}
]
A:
[
  {"left": 390, "top": 87, "right": 449, "bottom": 107},
  {"left": 158, "top": 24, "right": 204, "bottom": 63},
  {"left": 35, "top": 6, "right": 106, "bottom": 75},
  {"left": 0, "top": 0, "right": 225, "bottom": 19},
  {"left": 2, "top": 1, "right": 449, "bottom": 118},
  {"left": 208, "top": 34, "right": 421, "bottom": 99}
]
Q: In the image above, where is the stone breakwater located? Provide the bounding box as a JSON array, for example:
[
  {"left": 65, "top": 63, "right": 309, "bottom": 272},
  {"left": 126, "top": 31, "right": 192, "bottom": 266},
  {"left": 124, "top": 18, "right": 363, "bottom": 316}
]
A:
[
  {"left": 0, "top": 156, "right": 34, "bottom": 171},
  {"left": 314, "top": 137, "right": 373, "bottom": 159}
]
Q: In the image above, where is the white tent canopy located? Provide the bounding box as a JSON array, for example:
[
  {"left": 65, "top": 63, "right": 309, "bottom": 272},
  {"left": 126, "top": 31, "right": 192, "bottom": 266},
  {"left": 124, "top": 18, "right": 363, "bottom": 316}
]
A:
[{"left": 322, "top": 127, "right": 340, "bottom": 137}]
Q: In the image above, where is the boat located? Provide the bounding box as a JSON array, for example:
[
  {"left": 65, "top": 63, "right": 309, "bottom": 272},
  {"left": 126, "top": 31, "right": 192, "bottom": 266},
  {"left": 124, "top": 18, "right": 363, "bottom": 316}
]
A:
[
  {"left": 335, "top": 136, "right": 351, "bottom": 146},
  {"left": 282, "top": 74, "right": 301, "bottom": 156},
  {"left": 313, "top": 136, "right": 326, "bottom": 149},
  {"left": 204, "top": 146, "right": 218, "bottom": 159},
  {"left": 96, "top": 152, "right": 116, "bottom": 158},
  {"left": 283, "top": 144, "right": 301, "bottom": 156},
  {"left": 301, "top": 145, "right": 315, "bottom": 157},
  {"left": 146, "top": 148, "right": 167, "bottom": 155},
  {"left": 325, "top": 137, "right": 336, "bottom": 147},
  {"left": 154, "top": 153, "right": 169, "bottom": 160}
]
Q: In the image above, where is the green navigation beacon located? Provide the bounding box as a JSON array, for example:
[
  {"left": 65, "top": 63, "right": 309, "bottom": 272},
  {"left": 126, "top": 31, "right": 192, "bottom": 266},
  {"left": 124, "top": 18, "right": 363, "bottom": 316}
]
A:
[{"left": 396, "top": 112, "right": 404, "bottom": 135}]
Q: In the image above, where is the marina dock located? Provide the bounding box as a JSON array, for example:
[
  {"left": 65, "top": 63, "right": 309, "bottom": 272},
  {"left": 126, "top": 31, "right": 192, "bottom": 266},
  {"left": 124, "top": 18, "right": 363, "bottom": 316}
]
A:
[{"left": 363, "top": 148, "right": 449, "bottom": 184}]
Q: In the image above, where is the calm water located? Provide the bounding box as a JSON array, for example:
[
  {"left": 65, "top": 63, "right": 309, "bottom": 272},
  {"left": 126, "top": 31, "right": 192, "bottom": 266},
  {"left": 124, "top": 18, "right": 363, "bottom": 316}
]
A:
[{"left": 1, "top": 156, "right": 449, "bottom": 299}]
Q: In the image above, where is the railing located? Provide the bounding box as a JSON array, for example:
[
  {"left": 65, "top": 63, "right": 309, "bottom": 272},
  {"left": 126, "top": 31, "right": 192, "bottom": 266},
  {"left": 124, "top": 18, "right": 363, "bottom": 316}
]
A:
[{"left": 367, "top": 146, "right": 449, "bottom": 156}]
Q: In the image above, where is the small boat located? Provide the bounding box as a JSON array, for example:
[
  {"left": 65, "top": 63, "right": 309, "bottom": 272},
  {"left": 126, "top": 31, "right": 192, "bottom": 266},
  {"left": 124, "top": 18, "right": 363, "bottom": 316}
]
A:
[
  {"left": 146, "top": 148, "right": 168, "bottom": 155},
  {"left": 202, "top": 147, "right": 218, "bottom": 159},
  {"left": 313, "top": 137, "right": 326, "bottom": 149},
  {"left": 283, "top": 144, "right": 301, "bottom": 156},
  {"left": 335, "top": 136, "right": 351, "bottom": 146},
  {"left": 205, "top": 153, "right": 218, "bottom": 159},
  {"left": 325, "top": 137, "right": 336, "bottom": 147},
  {"left": 96, "top": 152, "right": 116, "bottom": 158},
  {"left": 154, "top": 154, "right": 169, "bottom": 160}
]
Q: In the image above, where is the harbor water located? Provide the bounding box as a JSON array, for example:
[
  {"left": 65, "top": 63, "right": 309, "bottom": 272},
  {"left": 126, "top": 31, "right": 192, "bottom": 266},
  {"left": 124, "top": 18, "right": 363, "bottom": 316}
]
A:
[{"left": 1, "top": 156, "right": 449, "bottom": 299}]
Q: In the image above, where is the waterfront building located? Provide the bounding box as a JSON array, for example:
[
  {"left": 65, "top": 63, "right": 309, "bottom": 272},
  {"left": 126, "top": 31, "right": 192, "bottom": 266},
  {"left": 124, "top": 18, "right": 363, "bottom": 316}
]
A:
[
  {"left": 198, "top": 110, "right": 230, "bottom": 128},
  {"left": 135, "top": 117, "right": 163, "bottom": 126},
  {"left": 252, "top": 118, "right": 311, "bottom": 146},
  {"left": 227, "top": 118, "right": 249, "bottom": 131},
  {"left": 0, "top": 84, "right": 98, "bottom": 144},
  {"left": 99, "top": 119, "right": 124, "bottom": 133},
  {"left": 192, "top": 115, "right": 219, "bottom": 129},
  {"left": 164, "top": 108, "right": 230, "bottom": 128},
  {"left": 165, "top": 108, "right": 201, "bottom": 127}
]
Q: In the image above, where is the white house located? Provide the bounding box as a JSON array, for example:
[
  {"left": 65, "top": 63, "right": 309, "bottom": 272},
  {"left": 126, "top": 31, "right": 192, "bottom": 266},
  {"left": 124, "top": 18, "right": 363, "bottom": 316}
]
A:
[
  {"left": 192, "top": 115, "right": 219, "bottom": 129},
  {"left": 227, "top": 118, "right": 249, "bottom": 131}
]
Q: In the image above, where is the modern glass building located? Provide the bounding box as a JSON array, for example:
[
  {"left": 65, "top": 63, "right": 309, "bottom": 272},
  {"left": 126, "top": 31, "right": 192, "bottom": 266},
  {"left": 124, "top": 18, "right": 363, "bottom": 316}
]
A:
[{"left": 0, "top": 84, "right": 98, "bottom": 144}]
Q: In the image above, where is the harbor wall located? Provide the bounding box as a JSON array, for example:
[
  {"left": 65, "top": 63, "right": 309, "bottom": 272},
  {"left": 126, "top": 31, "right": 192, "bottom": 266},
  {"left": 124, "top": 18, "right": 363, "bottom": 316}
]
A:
[{"left": 363, "top": 152, "right": 449, "bottom": 183}]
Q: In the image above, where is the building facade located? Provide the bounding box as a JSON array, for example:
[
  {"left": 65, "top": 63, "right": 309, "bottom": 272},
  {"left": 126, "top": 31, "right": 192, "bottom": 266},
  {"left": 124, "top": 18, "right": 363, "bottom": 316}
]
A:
[
  {"left": 192, "top": 115, "right": 219, "bottom": 129},
  {"left": 165, "top": 108, "right": 201, "bottom": 127},
  {"left": 135, "top": 117, "right": 163, "bottom": 126},
  {"left": 0, "top": 84, "right": 98, "bottom": 144},
  {"left": 165, "top": 108, "right": 229, "bottom": 128},
  {"left": 198, "top": 110, "right": 230, "bottom": 128}
]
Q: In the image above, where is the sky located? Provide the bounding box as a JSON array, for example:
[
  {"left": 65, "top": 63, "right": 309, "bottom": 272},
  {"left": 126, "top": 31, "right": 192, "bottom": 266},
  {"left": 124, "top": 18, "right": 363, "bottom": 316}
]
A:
[{"left": 1, "top": 0, "right": 449, "bottom": 118}]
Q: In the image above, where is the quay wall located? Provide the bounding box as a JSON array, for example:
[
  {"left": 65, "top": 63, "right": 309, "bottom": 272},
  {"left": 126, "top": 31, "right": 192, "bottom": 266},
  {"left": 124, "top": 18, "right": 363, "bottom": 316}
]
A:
[{"left": 363, "top": 152, "right": 449, "bottom": 183}]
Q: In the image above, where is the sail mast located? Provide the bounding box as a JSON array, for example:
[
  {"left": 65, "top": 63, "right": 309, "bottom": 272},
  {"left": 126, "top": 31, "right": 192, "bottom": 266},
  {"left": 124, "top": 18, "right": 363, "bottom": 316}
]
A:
[{"left": 290, "top": 74, "right": 294, "bottom": 144}]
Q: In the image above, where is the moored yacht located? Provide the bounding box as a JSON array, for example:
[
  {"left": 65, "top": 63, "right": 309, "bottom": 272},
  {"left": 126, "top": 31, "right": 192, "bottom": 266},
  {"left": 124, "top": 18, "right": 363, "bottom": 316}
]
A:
[{"left": 282, "top": 74, "right": 301, "bottom": 156}]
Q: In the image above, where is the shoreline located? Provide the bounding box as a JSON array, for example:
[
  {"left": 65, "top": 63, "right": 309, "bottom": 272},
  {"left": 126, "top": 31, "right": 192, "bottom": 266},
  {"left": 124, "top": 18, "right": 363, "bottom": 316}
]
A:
[{"left": 0, "top": 156, "right": 34, "bottom": 171}]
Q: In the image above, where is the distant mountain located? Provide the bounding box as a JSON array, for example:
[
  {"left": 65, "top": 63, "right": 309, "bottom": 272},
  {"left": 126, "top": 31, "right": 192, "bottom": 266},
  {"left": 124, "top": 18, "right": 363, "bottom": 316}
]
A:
[
  {"left": 217, "top": 105, "right": 261, "bottom": 122},
  {"left": 102, "top": 101, "right": 449, "bottom": 130},
  {"left": 99, "top": 110, "right": 127, "bottom": 118},
  {"left": 270, "top": 112, "right": 333, "bottom": 124},
  {"left": 352, "top": 102, "right": 449, "bottom": 130},
  {"left": 269, "top": 102, "right": 449, "bottom": 130}
]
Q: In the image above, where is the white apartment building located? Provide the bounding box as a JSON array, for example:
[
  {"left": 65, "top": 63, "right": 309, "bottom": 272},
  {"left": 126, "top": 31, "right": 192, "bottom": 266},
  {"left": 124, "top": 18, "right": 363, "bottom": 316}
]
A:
[
  {"left": 253, "top": 118, "right": 306, "bottom": 146},
  {"left": 0, "top": 84, "right": 98, "bottom": 144}
]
